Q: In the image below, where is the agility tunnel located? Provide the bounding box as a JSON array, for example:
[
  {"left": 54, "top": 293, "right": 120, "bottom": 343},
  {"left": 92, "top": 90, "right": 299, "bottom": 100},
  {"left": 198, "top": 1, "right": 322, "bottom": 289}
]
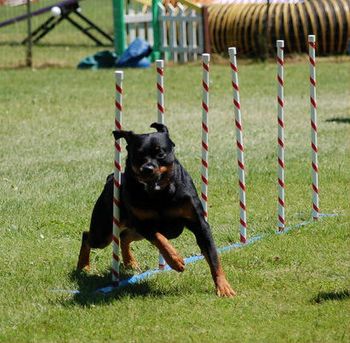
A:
[{"left": 205, "top": 0, "right": 350, "bottom": 55}]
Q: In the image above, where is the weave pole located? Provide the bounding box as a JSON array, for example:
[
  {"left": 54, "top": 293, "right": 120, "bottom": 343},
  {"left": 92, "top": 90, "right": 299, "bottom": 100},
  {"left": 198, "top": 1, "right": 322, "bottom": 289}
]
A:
[
  {"left": 201, "top": 53, "right": 210, "bottom": 220},
  {"left": 156, "top": 60, "right": 167, "bottom": 269},
  {"left": 229, "top": 47, "right": 247, "bottom": 243},
  {"left": 156, "top": 60, "right": 165, "bottom": 124},
  {"left": 112, "top": 71, "right": 123, "bottom": 284},
  {"left": 276, "top": 40, "right": 286, "bottom": 231},
  {"left": 308, "top": 35, "right": 320, "bottom": 220}
]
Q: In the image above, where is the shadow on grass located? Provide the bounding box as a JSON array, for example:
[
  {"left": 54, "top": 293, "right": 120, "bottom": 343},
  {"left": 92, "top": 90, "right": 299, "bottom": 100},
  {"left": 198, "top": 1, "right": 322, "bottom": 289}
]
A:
[
  {"left": 312, "top": 289, "right": 350, "bottom": 304},
  {"left": 59, "top": 268, "right": 180, "bottom": 307},
  {"left": 325, "top": 117, "right": 350, "bottom": 124}
]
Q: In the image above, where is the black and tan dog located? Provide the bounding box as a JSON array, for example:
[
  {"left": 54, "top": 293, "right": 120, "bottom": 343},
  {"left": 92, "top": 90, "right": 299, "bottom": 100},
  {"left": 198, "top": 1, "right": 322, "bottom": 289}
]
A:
[{"left": 77, "top": 123, "right": 235, "bottom": 297}]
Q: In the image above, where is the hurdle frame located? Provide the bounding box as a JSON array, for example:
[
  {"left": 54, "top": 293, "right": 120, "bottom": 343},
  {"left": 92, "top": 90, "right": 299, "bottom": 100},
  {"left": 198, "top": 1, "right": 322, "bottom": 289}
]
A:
[
  {"left": 155, "top": 59, "right": 167, "bottom": 270},
  {"left": 112, "top": 71, "right": 124, "bottom": 284},
  {"left": 156, "top": 59, "right": 165, "bottom": 125},
  {"left": 201, "top": 53, "right": 210, "bottom": 221},
  {"left": 109, "top": 37, "right": 324, "bottom": 285},
  {"left": 308, "top": 35, "right": 320, "bottom": 220},
  {"left": 276, "top": 40, "right": 286, "bottom": 231},
  {"left": 229, "top": 47, "right": 248, "bottom": 244}
]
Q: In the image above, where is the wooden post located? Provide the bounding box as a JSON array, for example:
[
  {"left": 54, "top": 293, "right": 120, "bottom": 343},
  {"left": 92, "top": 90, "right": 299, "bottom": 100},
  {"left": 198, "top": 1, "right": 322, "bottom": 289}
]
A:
[
  {"left": 152, "top": 0, "right": 161, "bottom": 61},
  {"left": 26, "top": 0, "right": 33, "bottom": 67},
  {"left": 112, "top": 0, "right": 125, "bottom": 56}
]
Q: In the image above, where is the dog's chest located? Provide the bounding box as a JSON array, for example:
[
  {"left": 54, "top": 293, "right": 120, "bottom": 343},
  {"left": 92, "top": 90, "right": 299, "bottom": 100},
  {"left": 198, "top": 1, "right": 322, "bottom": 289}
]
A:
[{"left": 130, "top": 202, "right": 194, "bottom": 222}]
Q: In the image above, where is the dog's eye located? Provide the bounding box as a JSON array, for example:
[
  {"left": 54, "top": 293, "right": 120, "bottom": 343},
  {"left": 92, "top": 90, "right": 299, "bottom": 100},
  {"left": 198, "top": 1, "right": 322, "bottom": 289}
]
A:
[{"left": 157, "top": 152, "right": 166, "bottom": 160}]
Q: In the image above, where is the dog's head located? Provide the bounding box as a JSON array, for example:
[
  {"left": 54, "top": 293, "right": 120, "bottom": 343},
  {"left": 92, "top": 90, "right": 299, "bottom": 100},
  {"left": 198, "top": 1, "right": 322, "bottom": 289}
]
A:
[{"left": 113, "top": 123, "right": 176, "bottom": 191}]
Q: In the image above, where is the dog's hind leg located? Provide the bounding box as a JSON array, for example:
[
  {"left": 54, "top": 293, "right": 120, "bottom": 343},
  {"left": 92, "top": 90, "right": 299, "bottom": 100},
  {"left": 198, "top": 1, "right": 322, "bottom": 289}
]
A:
[
  {"left": 120, "top": 229, "right": 143, "bottom": 271},
  {"left": 77, "top": 229, "right": 113, "bottom": 271},
  {"left": 77, "top": 231, "right": 91, "bottom": 270}
]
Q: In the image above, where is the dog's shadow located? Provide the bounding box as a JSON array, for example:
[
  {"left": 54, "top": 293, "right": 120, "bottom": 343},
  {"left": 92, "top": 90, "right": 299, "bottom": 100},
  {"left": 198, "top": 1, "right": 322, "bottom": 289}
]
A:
[
  {"left": 325, "top": 117, "right": 350, "bottom": 124},
  {"left": 311, "top": 289, "right": 350, "bottom": 304},
  {"left": 60, "top": 268, "right": 180, "bottom": 307}
]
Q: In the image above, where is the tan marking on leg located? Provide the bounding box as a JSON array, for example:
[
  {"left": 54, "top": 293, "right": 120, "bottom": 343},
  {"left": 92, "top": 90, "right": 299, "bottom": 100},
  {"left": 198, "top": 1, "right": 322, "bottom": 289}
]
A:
[
  {"left": 203, "top": 252, "right": 236, "bottom": 298},
  {"left": 120, "top": 229, "right": 143, "bottom": 271},
  {"left": 151, "top": 232, "right": 185, "bottom": 272},
  {"left": 77, "top": 232, "right": 91, "bottom": 271}
]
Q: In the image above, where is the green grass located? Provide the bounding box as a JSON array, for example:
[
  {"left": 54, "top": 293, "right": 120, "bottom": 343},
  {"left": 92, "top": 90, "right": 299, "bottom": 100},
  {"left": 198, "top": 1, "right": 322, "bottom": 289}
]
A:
[
  {"left": 0, "top": 0, "right": 114, "bottom": 68},
  {"left": 0, "top": 34, "right": 350, "bottom": 342}
]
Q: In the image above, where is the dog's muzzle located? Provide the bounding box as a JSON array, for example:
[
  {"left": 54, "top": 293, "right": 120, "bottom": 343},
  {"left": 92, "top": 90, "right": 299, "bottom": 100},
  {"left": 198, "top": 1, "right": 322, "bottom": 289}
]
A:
[
  {"left": 137, "top": 163, "right": 172, "bottom": 192},
  {"left": 137, "top": 163, "right": 160, "bottom": 190},
  {"left": 140, "top": 162, "right": 157, "bottom": 177}
]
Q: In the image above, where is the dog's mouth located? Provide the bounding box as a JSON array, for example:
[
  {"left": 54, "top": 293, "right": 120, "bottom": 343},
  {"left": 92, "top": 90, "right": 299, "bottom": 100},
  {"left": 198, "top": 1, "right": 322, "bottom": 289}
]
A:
[{"left": 133, "top": 165, "right": 173, "bottom": 192}]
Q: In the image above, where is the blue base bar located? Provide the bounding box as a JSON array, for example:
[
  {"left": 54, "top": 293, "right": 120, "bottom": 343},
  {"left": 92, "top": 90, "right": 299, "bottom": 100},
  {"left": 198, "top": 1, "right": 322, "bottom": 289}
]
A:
[{"left": 51, "top": 213, "right": 337, "bottom": 295}]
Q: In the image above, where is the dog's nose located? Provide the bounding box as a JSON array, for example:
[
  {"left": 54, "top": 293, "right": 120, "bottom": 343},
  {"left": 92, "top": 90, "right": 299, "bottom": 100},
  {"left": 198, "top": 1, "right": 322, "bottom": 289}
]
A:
[{"left": 141, "top": 163, "right": 156, "bottom": 175}]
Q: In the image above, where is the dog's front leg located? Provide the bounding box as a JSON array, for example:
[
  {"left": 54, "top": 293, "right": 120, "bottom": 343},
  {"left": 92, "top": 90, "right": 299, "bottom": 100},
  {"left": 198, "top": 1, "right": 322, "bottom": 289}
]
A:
[
  {"left": 150, "top": 232, "right": 185, "bottom": 272},
  {"left": 187, "top": 209, "right": 236, "bottom": 297}
]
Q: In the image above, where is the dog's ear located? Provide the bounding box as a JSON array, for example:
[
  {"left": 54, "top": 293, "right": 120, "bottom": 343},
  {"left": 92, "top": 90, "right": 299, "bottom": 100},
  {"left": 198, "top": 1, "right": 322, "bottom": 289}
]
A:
[
  {"left": 150, "top": 122, "right": 169, "bottom": 134},
  {"left": 112, "top": 130, "right": 134, "bottom": 143},
  {"left": 150, "top": 123, "right": 175, "bottom": 148}
]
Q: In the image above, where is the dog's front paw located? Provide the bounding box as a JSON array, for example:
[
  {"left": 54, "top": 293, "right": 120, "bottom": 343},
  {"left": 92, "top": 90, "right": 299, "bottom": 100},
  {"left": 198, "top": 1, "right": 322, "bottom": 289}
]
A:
[
  {"left": 167, "top": 255, "right": 185, "bottom": 272},
  {"left": 216, "top": 277, "right": 236, "bottom": 298},
  {"left": 174, "top": 256, "right": 185, "bottom": 272}
]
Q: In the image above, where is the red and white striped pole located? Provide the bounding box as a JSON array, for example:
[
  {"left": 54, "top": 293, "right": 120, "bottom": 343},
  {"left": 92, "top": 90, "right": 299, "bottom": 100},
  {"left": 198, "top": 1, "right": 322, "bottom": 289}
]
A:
[
  {"left": 308, "top": 35, "right": 320, "bottom": 220},
  {"left": 277, "top": 40, "right": 286, "bottom": 231},
  {"left": 201, "top": 53, "right": 210, "bottom": 220},
  {"left": 112, "top": 71, "right": 123, "bottom": 284},
  {"left": 229, "top": 47, "right": 247, "bottom": 244},
  {"left": 156, "top": 60, "right": 166, "bottom": 269},
  {"left": 156, "top": 60, "right": 165, "bottom": 124}
]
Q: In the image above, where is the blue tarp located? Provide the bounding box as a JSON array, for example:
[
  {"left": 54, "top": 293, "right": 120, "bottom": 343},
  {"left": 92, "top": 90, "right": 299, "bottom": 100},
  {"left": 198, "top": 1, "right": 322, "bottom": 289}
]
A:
[
  {"left": 77, "top": 38, "right": 152, "bottom": 69},
  {"left": 116, "top": 38, "right": 152, "bottom": 68}
]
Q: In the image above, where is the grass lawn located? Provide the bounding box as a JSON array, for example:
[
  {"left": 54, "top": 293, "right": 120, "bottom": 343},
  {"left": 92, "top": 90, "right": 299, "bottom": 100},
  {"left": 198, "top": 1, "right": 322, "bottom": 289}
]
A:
[{"left": 0, "top": 5, "right": 349, "bottom": 340}]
